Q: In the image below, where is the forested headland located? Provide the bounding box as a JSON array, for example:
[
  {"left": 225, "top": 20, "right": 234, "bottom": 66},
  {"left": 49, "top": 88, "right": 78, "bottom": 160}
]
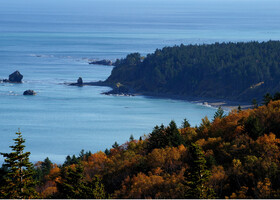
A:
[
  {"left": 1, "top": 97, "right": 280, "bottom": 198},
  {"left": 103, "top": 41, "right": 280, "bottom": 103}
]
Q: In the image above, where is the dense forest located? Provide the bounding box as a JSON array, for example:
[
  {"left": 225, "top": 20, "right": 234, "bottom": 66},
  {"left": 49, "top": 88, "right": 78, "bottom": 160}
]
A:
[
  {"left": 104, "top": 41, "right": 280, "bottom": 102},
  {"left": 1, "top": 96, "right": 280, "bottom": 198}
]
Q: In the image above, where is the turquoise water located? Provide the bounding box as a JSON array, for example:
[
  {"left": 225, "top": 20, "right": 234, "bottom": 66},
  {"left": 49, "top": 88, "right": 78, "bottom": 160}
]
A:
[{"left": 0, "top": 0, "right": 279, "bottom": 163}]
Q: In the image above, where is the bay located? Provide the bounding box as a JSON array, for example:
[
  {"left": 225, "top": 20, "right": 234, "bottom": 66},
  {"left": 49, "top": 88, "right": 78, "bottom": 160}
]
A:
[{"left": 0, "top": 0, "right": 279, "bottom": 163}]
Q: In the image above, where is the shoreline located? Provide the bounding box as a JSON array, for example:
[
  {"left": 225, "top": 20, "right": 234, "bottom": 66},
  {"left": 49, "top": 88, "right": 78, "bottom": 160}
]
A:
[
  {"left": 138, "top": 92, "right": 252, "bottom": 111},
  {"left": 123, "top": 91, "right": 252, "bottom": 111},
  {"left": 68, "top": 81, "right": 252, "bottom": 111}
]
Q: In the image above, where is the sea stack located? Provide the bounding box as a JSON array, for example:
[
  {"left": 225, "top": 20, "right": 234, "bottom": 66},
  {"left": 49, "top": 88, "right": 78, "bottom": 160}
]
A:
[
  {"left": 23, "top": 90, "right": 36, "bottom": 95},
  {"left": 9, "top": 71, "right": 23, "bottom": 83},
  {"left": 77, "top": 77, "right": 83, "bottom": 86}
]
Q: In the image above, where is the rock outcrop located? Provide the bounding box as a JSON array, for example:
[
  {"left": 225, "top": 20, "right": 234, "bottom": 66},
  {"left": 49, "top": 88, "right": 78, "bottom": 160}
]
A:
[
  {"left": 102, "top": 84, "right": 134, "bottom": 96},
  {"left": 23, "top": 90, "right": 36, "bottom": 95},
  {"left": 77, "top": 77, "right": 83, "bottom": 86},
  {"left": 69, "top": 77, "right": 84, "bottom": 86},
  {"left": 89, "top": 59, "right": 113, "bottom": 66},
  {"left": 9, "top": 71, "right": 23, "bottom": 83}
]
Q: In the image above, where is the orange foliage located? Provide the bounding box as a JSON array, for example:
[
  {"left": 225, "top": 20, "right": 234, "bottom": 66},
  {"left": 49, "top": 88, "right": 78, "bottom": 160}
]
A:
[
  {"left": 36, "top": 100, "right": 280, "bottom": 199},
  {"left": 256, "top": 133, "right": 280, "bottom": 161},
  {"left": 147, "top": 146, "right": 185, "bottom": 172},
  {"left": 114, "top": 169, "right": 185, "bottom": 199},
  {"left": 83, "top": 151, "right": 109, "bottom": 180}
]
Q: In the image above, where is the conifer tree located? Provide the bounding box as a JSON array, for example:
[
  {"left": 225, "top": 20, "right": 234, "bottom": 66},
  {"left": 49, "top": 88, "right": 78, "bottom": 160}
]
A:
[
  {"left": 147, "top": 121, "right": 184, "bottom": 151},
  {"left": 41, "top": 157, "right": 52, "bottom": 177},
  {"left": 112, "top": 141, "right": 120, "bottom": 149},
  {"left": 56, "top": 164, "right": 107, "bottom": 198},
  {"left": 129, "top": 134, "right": 134, "bottom": 141},
  {"left": 252, "top": 99, "right": 258, "bottom": 109},
  {"left": 104, "top": 148, "right": 110, "bottom": 155},
  {"left": 181, "top": 118, "right": 191, "bottom": 128},
  {"left": 263, "top": 93, "right": 272, "bottom": 105},
  {"left": 184, "top": 143, "right": 215, "bottom": 199},
  {"left": 213, "top": 106, "right": 225, "bottom": 120},
  {"left": 238, "top": 105, "right": 242, "bottom": 112},
  {"left": 0, "top": 131, "right": 37, "bottom": 199}
]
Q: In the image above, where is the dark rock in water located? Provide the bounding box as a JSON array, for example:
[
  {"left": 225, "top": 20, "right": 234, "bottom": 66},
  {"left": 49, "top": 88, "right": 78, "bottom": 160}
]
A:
[
  {"left": 23, "top": 90, "right": 36, "bottom": 95},
  {"left": 69, "top": 77, "right": 84, "bottom": 86},
  {"left": 102, "top": 84, "right": 134, "bottom": 96},
  {"left": 77, "top": 77, "right": 83, "bottom": 86},
  {"left": 9, "top": 71, "right": 23, "bottom": 83},
  {"left": 89, "top": 59, "right": 113, "bottom": 66}
]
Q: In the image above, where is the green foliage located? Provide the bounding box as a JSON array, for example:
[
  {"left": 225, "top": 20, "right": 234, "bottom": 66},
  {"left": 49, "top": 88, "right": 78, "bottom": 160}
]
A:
[
  {"left": 104, "top": 148, "right": 110, "bottom": 155},
  {"left": 129, "top": 134, "right": 134, "bottom": 141},
  {"left": 56, "top": 164, "right": 107, "bottom": 199},
  {"left": 42, "top": 157, "right": 52, "bottom": 176},
  {"left": 252, "top": 99, "right": 258, "bottom": 108},
  {"left": 213, "top": 106, "right": 225, "bottom": 120},
  {"left": 107, "top": 41, "right": 280, "bottom": 102},
  {"left": 238, "top": 105, "right": 242, "bottom": 112},
  {"left": 34, "top": 157, "right": 53, "bottom": 183},
  {"left": 57, "top": 164, "right": 83, "bottom": 198},
  {"left": 63, "top": 155, "right": 79, "bottom": 166},
  {"left": 181, "top": 118, "right": 191, "bottom": 128},
  {"left": 112, "top": 141, "right": 120, "bottom": 149},
  {"left": 263, "top": 92, "right": 280, "bottom": 105},
  {"left": 63, "top": 150, "right": 92, "bottom": 167},
  {"left": 147, "top": 120, "right": 184, "bottom": 151},
  {"left": 184, "top": 143, "right": 215, "bottom": 198},
  {"left": 244, "top": 115, "right": 264, "bottom": 140},
  {"left": 263, "top": 93, "right": 273, "bottom": 105},
  {"left": 0, "top": 131, "right": 37, "bottom": 199},
  {"left": 3, "top": 99, "right": 280, "bottom": 199}
]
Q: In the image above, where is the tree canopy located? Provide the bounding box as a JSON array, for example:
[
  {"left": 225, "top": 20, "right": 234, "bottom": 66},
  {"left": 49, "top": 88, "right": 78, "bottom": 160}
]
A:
[
  {"left": 2, "top": 99, "right": 280, "bottom": 198},
  {"left": 106, "top": 41, "right": 280, "bottom": 102},
  {"left": 0, "top": 131, "right": 37, "bottom": 198}
]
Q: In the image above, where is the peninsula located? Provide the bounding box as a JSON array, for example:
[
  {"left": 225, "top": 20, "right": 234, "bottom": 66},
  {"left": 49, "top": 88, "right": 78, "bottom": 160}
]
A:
[{"left": 70, "top": 41, "right": 280, "bottom": 108}]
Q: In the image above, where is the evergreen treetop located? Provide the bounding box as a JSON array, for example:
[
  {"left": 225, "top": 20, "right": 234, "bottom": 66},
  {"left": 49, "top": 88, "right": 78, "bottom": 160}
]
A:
[{"left": 0, "top": 131, "right": 37, "bottom": 199}]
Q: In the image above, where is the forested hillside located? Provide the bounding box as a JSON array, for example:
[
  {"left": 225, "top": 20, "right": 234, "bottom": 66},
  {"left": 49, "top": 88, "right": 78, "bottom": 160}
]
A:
[
  {"left": 105, "top": 41, "right": 280, "bottom": 102},
  {"left": 1, "top": 99, "right": 280, "bottom": 198}
]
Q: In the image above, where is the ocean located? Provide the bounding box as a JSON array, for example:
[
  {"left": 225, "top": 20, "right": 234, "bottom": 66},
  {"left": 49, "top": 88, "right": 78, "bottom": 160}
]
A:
[{"left": 0, "top": 0, "right": 279, "bottom": 163}]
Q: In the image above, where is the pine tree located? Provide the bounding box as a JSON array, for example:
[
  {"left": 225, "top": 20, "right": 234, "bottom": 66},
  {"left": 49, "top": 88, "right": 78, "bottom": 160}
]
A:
[
  {"left": 41, "top": 157, "right": 52, "bottom": 177},
  {"left": 112, "top": 141, "right": 119, "bottom": 149},
  {"left": 252, "top": 99, "right": 258, "bottom": 109},
  {"left": 56, "top": 164, "right": 85, "bottom": 198},
  {"left": 213, "top": 106, "right": 225, "bottom": 120},
  {"left": 238, "top": 105, "right": 242, "bottom": 112},
  {"left": 56, "top": 164, "right": 107, "bottom": 198},
  {"left": 104, "top": 148, "right": 110, "bottom": 155},
  {"left": 129, "top": 134, "right": 134, "bottom": 141},
  {"left": 181, "top": 118, "right": 191, "bottom": 128},
  {"left": 263, "top": 93, "right": 272, "bottom": 105},
  {"left": 184, "top": 143, "right": 215, "bottom": 198},
  {"left": 0, "top": 131, "right": 37, "bottom": 198},
  {"left": 147, "top": 121, "right": 184, "bottom": 151}
]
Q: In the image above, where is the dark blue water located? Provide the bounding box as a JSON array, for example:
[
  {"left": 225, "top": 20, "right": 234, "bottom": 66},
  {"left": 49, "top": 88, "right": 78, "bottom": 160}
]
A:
[{"left": 0, "top": 0, "right": 279, "bottom": 163}]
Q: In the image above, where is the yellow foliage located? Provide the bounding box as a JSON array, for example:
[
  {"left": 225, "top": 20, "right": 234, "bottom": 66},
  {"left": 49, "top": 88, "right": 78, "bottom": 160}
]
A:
[
  {"left": 41, "top": 186, "right": 57, "bottom": 198},
  {"left": 147, "top": 146, "right": 183, "bottom": 171},
  {"left": 256, "top": 178, "right": 271, "bottom": 198},
  {"left": 229, "top": 186, "right": 248, "bottom": 199}
]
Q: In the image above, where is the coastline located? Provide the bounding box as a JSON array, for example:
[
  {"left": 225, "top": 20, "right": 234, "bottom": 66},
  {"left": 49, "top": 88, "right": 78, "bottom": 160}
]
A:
[
  {"left": 139, "top": 92, "right": 252, "bottom": 111},
  {"left": 68, "top": 81, "right": 252, "bottom": 111}
]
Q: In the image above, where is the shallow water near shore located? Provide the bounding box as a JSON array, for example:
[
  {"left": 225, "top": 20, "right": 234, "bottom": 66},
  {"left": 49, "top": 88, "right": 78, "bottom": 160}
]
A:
[{"left": 0, "top": 0, "right": 279, "bottom": 163}]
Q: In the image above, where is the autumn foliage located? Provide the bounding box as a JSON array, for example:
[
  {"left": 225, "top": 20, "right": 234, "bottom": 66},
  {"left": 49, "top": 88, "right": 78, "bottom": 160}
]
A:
[{"left": 2, "top": 100, "right": 280, "bottom": 198}]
